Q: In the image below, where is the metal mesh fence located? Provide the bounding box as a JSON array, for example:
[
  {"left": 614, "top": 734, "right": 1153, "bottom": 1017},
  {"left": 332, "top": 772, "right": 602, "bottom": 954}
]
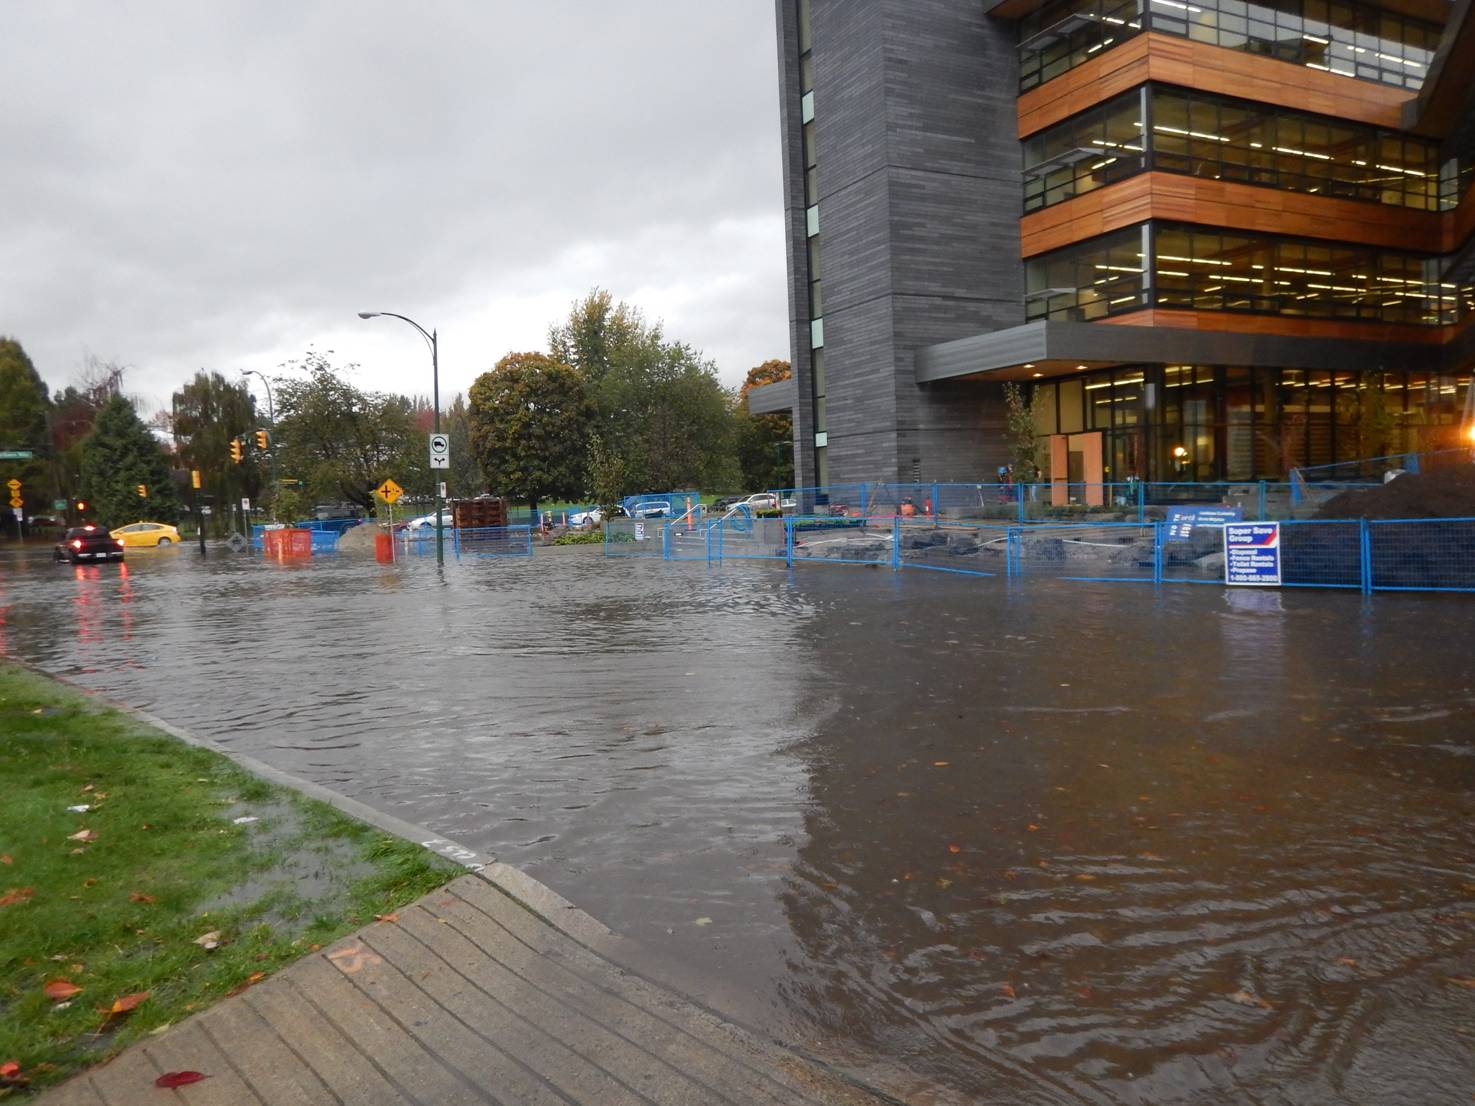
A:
[
  {"left": 454, "top": 525, "right": 532, "bottom": 558},
  {"left": 1010, "top": 523, "right": 1158, "bottom": 582},
  {"left": 790, "top": 517, "right": 893, "bottom": 566},
  {"left": 1369, "top": 517, "right": 1475, "bottom": 591},
  {"left": 897, "top": 519, "right": 1006, "bottom": 577},
  {"left": 711, "top": 516, "right": 789, "bottom": 561},
  {"left": 604, "top": 518, "right": 664, "bottom": 557}
]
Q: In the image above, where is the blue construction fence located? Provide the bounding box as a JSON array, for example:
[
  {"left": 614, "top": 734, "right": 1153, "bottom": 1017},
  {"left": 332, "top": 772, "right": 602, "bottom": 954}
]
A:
[
  {"left": 767, "top": 480, "right": 1404, "bottom": 523},
  {"left": 1290, "top": 446, "right": 1474, "bottom": 485},
  {"left": 616, "top": 514, "right": 1475, "bottom": 594},
  {"left": 249, "top": 524, "right": 346, "bottom": 552},
  {"left": 396, "top": 524, "right": 533, "bottom": 558}
]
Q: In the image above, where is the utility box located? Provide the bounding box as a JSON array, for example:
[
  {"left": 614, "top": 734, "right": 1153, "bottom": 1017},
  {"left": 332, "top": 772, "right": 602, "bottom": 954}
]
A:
[{"left": 452, "top": 497, "right": 509, "bottom": 529}]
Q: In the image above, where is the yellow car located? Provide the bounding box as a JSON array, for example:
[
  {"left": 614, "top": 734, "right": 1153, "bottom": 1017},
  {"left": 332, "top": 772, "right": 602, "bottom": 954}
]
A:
[{"left": 112, "top": 521, "right": 182, "bottom": 548}]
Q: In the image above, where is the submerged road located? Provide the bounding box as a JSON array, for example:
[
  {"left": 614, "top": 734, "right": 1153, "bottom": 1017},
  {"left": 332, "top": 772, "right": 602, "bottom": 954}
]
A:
[{"left": 3, "top": 542, "right": 1474, "bottom": 1104}]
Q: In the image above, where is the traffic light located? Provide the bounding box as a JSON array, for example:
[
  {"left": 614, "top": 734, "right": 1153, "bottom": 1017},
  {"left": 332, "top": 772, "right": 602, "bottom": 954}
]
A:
[
  {"left": 191, "top": 469, "right": 202, "bottom": 489},
  {"left": 136, "top": 484, "right": 147, "bottom": 498},
  {"left": 255, "top": 429, "right": 269, "bottom": 450},
  {"left": 75, "top": 500, "right": 87, "bottom": 512},
  {"left": 230, "top": 438, "right": 243, "bottom": 463}
]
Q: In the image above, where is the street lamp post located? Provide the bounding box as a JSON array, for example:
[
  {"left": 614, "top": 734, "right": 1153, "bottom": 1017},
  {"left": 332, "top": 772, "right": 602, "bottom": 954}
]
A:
[
  {"left": 357, "top": 311, "right": 443, "bottom": 565},
  {"left": 241, "top": 369, "right": 276, "bottom": 528}
]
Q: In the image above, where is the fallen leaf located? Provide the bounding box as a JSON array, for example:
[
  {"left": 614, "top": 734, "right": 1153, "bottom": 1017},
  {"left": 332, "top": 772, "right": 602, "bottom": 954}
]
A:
[
  {"left": 693, "top": 916, "right": 713, "bottom": 926},
  {"left": 1448, "top": 977, "right": 1475, "bottom": 989},
  {"left": 130, "top": 891, "right": 157, "bottom": 905},
  {"left": 1001, "top": 982, "right": 1017, "bottom": 999},
  {"left": 154, "top": 1072, "right": 209, "bottom": 1088},
  {"left": 0, "top": 855, "right": 12, "bottom": 865},
  {"left": 936, "top": 878, "right": 954, "bottom": 889},
  {"left": 0, "top": 887, "right": 35, "bottom": 907},
  {"left": 0, "top": 1060, "right": 19, "bottom": 1078},
  {"left": 44, "top": 980, "right": 82, "bottom": 1002},
  {"left": 932, "top": 761, "right": 949, "bottom": 767},
  {"left": 67, "top": 830, "right": 98, "bottom": 843},
  {"left": 1077, "top": 986, "right": 1094, "bottom": 999},
  {"left": 947, "top": 844, "right": 962, "bottom": 854},
  {"left": 193, "top": 931, "right": 223, "bottom": 950},
  {"left": 373, "top": 913, "right": 398, "bottom": 924},
  {"left": 81, "top": 784, "right": 94, "bottom": 793},
  {"left": 226, "top": 972, "right": 267, "bottom": 996},
  {"left": 1335, "top": 957, "right": 1358, "bottom": 968},
  {"left": 1228, "top": 989, "right": 1274, "bottom": 1010},
  {"left": 1027, "top": 824, "right": 1040, "bottom": 832},
  {"left": 1137, "top": 852, "right": 1165, "bottom": 862},
  {"left": 1075, "top": 874, "right": 1098, "bottom": 882},
  {"left": 107, "top": 991, "right": 149, "bottom": 1015}
]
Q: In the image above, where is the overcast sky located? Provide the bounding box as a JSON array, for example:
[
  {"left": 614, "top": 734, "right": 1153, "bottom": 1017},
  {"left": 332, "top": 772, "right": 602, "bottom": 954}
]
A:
[{"left": 1, "top": 2, "right": 788, "bottom": 417}]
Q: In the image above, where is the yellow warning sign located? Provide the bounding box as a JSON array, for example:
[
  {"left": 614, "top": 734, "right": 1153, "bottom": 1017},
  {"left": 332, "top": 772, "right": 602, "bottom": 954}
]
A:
[
  {"left": 8, "top": 497, "right": 22, "bottom": 508},
  {"left": 374, "top": 478, "right": 404, "bottom": 505},
  {"left": 5, "top": 479, "right": 20, "bottom": 491}
]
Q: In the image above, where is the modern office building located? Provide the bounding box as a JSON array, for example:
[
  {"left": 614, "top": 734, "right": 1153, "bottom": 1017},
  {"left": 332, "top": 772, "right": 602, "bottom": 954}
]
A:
[{"left": 750, "top": 0, "right": 1475, "bottom": 488}]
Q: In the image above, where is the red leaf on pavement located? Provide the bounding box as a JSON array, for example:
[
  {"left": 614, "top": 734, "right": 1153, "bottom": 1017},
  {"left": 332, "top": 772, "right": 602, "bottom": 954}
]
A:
[
  {"left": 129, "top": 891, "right": 157, "bottom": 904},
  {"left": 0, "top": 887, "right": 34, "bottom": 907},
  {"left": 374, "top": 913, "right": 399, "bottom": 923},
  {"left": 154, "top": 1071, "right": 209, "bottom": 1088},
  {"left": 947, "top": 844, "right": 961, "bottom": 854},
  {"left": 44, "top": 980, "right": 82, "bottom": 1002},
  {"left": 1001, "top": 982, "right": 1017, "bottom": 999},
  {"left": 108, "top": 991, "right": 149, "bottom": 1015}
]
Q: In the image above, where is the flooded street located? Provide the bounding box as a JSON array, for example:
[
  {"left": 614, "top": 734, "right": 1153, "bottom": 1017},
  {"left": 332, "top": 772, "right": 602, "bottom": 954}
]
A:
[{"left": 3, "top": 543, "right": 1473, "bottom": 1104}]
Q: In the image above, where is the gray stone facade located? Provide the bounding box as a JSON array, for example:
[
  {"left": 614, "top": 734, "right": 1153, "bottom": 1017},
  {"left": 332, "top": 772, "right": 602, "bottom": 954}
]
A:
[{"left": 775, "top": 0, "right": 1025, "bottom": 487}]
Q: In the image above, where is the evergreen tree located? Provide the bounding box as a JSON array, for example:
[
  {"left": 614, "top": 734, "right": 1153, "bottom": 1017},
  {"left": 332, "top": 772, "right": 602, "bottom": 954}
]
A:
[
  {"left": 79, "top": 396, "right": 180, "bottom": 525},
  {"left": 0, "top": 337, "right": 53, "bottom": 511}
]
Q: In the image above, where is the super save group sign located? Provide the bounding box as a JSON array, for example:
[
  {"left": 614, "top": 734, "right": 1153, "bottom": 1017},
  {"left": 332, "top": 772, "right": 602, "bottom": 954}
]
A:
[{"left": 1224, "top": 522, "right": 1282, "bottom": 586}]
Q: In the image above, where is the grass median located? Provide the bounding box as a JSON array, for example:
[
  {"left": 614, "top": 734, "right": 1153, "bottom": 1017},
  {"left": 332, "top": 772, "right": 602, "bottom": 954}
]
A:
[{"left": 0, "top": 663, "right": 459, "bottom": 1099}]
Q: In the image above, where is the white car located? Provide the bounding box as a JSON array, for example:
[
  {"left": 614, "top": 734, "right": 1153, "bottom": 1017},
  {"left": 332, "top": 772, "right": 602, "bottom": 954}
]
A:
[
  {"left": 568, "top": 506, "right": 628, "bottom": 528},
  {"left": 405, "top": 510, "right": 453, "bottom": 531}
]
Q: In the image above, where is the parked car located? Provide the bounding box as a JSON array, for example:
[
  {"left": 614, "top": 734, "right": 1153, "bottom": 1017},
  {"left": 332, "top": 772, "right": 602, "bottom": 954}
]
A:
[
  {"left": 405, "top": 510, "right": 454, "bottom": 531},
  {"left": 630, "top": 501, "right": 672, "bottom": 519},
  {"left": 26, "top": 515, "right": 64, "bottom": 530},
  {"left": 112, "top": 521, "right": 181, "bottom": 548},
  {"left": 567, "top": 505, "right": 628, "bottom": 528},
  {"left": 54, "top": 525, "right": 124, "bottom": 564}
]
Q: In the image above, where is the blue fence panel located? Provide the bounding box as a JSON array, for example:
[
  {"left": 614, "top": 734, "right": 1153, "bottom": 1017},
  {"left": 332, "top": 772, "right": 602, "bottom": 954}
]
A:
[
  {"left": 1368, "top": 517, "right": 1475, "bottom": 591},
  {"left": 454, "top": 525, "right": 532, "bottom": 558},
  {"left": 663, "top": 519, "right": 712, "bottom": 561},
  {"left": 771, "top": 485, "right": 866, "bottom": 517},
  {"left": 252, "top": 524, "right": 344, "bottom": 551},
  {"left": 623, "top": 492, "right": 700, "bottom": 520},
  {"left": 896, "top": 518, "right": 1006, "bottom": 577},
  {"left": 1276, "top": 520, "right": 1363, "bottom": 588},
  {"left": 931, "top": 483, "right": 1019, "bottom": 521},
  {"left": 712, "top": 517, "right": 789, "bottom": 562},
  {"left": 789, "top": 516, "right": 893, "bottom": 567},
  {"left": 604, "top": 518, "right": 663, "bottom": 557},
  {"left": 1010, "top": 522, "right": 1157, "bottom": 582},
  {"left": 1017, "top": 483, "right": 1140, "bottom": 522}
]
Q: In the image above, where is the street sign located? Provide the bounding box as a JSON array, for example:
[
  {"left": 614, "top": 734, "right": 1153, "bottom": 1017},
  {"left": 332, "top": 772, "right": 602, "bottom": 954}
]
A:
[
  {"left": 428, "top": 433, "right": 450, "bottom": 470},
  {"left": 1224, "top": 522, "right": 1282, "bottom": 586},
  {"left": 375, "top": 478, "right": 404, "bottom": 504},
  {"left": 241, "top": 498, "right": 252, "bottom": 511},
  {"left": 53, "top": 500, "right": 66, "bottom": 512},
  {"left": 0, "top": 450, "right": 34, "bottom": 461},
  {"left": 8, "top": 497, "right": 22, "bottom": 509},
  {"left": 1166, "top": 505, "right": 1242, "bottom": 542},
  {"left": 5, "top": 479, "right": 20, "bottom": 491}
]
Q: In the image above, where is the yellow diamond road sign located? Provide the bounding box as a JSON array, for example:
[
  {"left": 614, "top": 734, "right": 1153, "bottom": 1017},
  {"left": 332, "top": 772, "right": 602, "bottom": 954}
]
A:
[
  {"left": 5, "top": 479, "right": 20, "bottom": 491},
  {"left": 9, "top": 497, "right": 22, "bottom": 508},
  {"left": 375, "top": 478, "right": 404, "bottom": 504}
]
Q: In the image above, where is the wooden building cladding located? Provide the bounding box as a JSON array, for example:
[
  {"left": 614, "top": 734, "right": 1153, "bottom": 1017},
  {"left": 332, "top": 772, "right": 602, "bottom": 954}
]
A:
[
  {"left": 1017, "top": 33, "right": 1413, "bottom": 138},
  {"left": 1019, "top": 172, "right": 1465, "bottom": 256}
]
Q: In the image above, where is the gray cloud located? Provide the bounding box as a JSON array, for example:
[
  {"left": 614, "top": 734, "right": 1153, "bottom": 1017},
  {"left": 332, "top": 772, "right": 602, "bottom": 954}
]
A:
[{"left": 1, "top": 1, "right": 787, "bottom": 411}]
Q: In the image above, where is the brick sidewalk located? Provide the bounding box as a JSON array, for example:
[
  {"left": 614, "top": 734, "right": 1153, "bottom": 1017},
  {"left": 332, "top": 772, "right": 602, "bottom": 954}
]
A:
[{"left": 36, "top": 873, "right": 896, "bottom": 1106}]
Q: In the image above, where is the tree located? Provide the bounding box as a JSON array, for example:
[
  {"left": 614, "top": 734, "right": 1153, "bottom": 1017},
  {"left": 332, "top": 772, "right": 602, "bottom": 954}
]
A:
[
  {"left": 273, "top": 351, "right": 425, "bottom": 512},
  {"left": 548, "top": 289, "right": 741, "bottom": 493},
  {"left": 733, "top": 359, "right": 794, "bottom": 492},
  {"left": 586, "top": 432, "right": 628, "bottom": 515},
  {"left": 0, "top": 337, "right": 52, "bottom": 513},
  {"left": 467, "top": 353, "right": 593, "bottom": 513},
  {"left": 442, "top": 394, "right": 485, "bottom": 499},
  {"left": 171, "top": 371, "right": 259, "bottom": 530},
  {"left": 79, "top": 395, "right": 180, "bottom": 525},
  {"left": 1003, "top": 382, "right": 1045, "bottom": 482}
]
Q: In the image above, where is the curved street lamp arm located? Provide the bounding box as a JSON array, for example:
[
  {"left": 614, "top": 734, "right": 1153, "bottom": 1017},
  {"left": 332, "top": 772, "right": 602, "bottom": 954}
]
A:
[{"left": 358, "top": 310, "right": 434, "bottom": 354}]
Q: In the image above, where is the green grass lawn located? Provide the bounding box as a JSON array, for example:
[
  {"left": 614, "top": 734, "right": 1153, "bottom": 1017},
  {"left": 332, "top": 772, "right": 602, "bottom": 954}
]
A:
[{"left": 0, "top": 664, "right": 460, "bottom": 1099}]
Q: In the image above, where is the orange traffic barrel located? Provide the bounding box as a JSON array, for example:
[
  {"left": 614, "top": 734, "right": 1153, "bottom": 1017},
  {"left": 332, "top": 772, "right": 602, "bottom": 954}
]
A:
[{"left": 375, "top": 532, "right": 394, "bottom": 563}]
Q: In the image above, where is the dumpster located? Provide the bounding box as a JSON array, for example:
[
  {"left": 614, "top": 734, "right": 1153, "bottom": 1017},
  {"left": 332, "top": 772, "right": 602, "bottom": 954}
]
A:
[{"left": 264, "top": 528, "right": 313, "bottom": 559}]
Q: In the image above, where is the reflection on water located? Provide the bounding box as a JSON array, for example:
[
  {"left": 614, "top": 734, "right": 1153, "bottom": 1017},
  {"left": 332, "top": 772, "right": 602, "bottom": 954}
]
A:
[{"left": 2, "top": 543, "right": 1473, "bottom": 1104}]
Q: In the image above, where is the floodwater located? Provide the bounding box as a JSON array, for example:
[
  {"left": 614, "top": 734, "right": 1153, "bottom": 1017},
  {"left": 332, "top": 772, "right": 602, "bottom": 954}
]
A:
[{"left": 2, "top": 542, "right": 1474, "bottom": 1105}]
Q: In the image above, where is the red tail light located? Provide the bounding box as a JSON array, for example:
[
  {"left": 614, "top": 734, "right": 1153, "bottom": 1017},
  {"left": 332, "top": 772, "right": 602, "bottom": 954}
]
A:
[
  {"left": 71, "top": 539, "right": 83, "bottom": 549},
  {"left": 117, "top": 540, "right": 126, "bottom": 548}
]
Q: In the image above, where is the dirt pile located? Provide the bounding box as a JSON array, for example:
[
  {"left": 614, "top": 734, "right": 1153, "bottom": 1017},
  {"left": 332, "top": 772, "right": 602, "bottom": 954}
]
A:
[{"left": 1315, "top": 464, "right": 1475, "bottom": 519}]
